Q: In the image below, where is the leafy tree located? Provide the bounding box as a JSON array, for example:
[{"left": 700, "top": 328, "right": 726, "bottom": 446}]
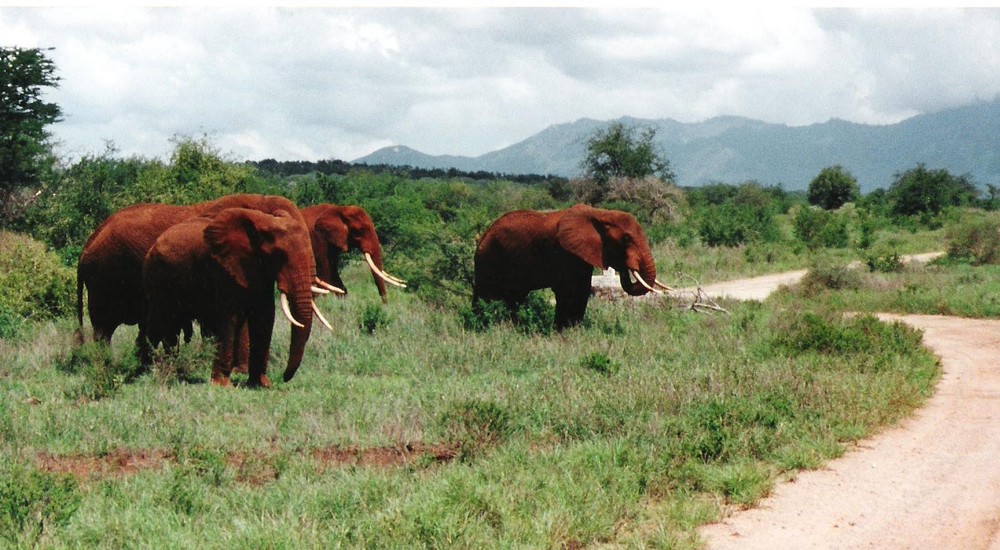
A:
[
  {"left": 793, "top": 205, "right": 850, "bottom": 250},
  {"left": 888, "top": 164, "right": 979, "bottom": 219},
  {"left": 808, "top": 165, "right": 859, "bottom": 210},
  {"left": 0, "top": 47, "right": 61, "bottom": 223},
  {"left": 580, "top": 121, "right": 674, "bottom": 203}
]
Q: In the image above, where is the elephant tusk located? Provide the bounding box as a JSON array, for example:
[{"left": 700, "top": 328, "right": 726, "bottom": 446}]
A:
[
  {"left": 653, "top": 278, "right": 676, "bottom": 292},
  {"left": 312, "top": 301, "right": 333, "bottom": 331},
  {"left": 280, "top": 293, "right": 306, "bottom": 328},
  {"left": 365, "top": 253, "right": 407, "bottom": 288},
  {"left": 314, "top": 278, "right": 346, "bottom": 295},
  {"left": 631, "top": 270, "right": 663, "bottom": 294},
  {"left": 311, "top": 285, "right": 330, "bottom": 295}
]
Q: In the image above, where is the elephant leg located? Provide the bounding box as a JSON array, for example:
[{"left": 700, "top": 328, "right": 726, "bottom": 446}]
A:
[
  {"left": 245, "top": 304, "right": 274, "bottom": 389},
  {"left": 231, "top": 322, "right": 250, "bottom": 375},
  {"left": 209, "top": 316, "right": 241, "bottom": 387},
  {"left": 553, "top": 277, "right": 592, "bottom": 331}
]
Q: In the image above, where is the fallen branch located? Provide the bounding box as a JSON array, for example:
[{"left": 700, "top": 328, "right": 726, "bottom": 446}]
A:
[{"left": 670, "top": 273, "right": 731, "bottom": 315}]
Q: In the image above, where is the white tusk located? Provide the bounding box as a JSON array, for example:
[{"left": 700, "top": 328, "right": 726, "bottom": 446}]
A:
[
  {"left": 312, "top": 301, "right": 333, "bottom": 331},
  {"left": 631, "top": 270, "right": 663, "bottom": 294},
  {"left": 311, "top": 285, "right": 330, "bottom": 295},
  {"left": 280, "top": 293, "right": 306, "bottom": 328},
  {"left": 365, "top": 253, "right": 407, "bottom": 288},
  {"left": 314, "top": 278, "right": 346, "bottom": 295},
  {"left": 653, "top": 278, "right": 676, "bottom": 292}
]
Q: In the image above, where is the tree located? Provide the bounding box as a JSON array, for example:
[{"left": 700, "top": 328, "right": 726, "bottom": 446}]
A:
[
  {"left": 888, "top": 163, "right": 979, "bottom": 219},
  {"left": 807, "top": 165, "right": 859, "bottom": 210},
  {"left": 0, "top": 47, "right": 61, "bottom": 223},
  {"left": 580, "top": 121, "right": 674, "bottom": 204}
]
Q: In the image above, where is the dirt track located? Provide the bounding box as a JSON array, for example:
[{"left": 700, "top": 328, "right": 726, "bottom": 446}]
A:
[{"left": 686, "top": 256, "right": 1000, "bottom": 549}]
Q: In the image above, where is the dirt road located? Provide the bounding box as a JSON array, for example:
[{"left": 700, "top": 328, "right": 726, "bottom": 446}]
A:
[{"left": 688, "top": 254, "right": 1000, "bottom": 549}]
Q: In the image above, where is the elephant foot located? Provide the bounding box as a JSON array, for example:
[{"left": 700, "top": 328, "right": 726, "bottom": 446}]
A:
[
  {"left": 210, "top": 371, "right": 232, "bottom": 387},
  {"left": 246, "top": 375, "right": 271, "bottom": 389},
  {"left": 232, "top": 364, "right": 249, "bottom": 375}
]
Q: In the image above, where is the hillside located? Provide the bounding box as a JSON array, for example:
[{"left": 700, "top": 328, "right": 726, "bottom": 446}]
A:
[{"left": 354, "top": 100, "right": 1000, "bottom": 191}]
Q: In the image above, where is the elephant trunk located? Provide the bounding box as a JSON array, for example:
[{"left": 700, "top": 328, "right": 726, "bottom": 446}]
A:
[
  {"left": 364, "top": 245, "right": 388, "bottom": 303},
  {"left": 620, "top": 248, "right": 658, "bottom": 297},
  {"left": 282, "top": 274, "right": 315, "bottom": 383}
]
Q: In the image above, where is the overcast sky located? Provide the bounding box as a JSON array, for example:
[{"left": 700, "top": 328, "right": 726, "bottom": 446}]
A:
[{"left": 3, "top": 6, "right": 1000, "bottom": 163}]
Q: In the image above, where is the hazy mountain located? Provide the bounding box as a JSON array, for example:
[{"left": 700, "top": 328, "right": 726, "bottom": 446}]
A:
[{"left": 354, "top": 100, "right": 1000, "bottom": 191}]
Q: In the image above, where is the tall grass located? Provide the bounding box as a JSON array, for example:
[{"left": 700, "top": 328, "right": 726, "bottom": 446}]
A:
[{"left": 0, "top": 260, "right": 943, "bottom": 547}]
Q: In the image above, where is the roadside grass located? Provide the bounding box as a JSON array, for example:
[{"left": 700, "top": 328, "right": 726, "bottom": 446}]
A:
[
  {"left": 651, "top": 217, "right": 945, "bottom": 285},
  {"left": 0, "top": 257, "right": 946, "bottom": 548},
  {"left": 771, "top": 258, "right": 1000, "bottom": 319}
]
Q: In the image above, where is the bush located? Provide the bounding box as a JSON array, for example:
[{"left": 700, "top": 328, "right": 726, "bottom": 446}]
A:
[
  {"left": 462, "top": 291, "right": 555, "bottom": 335},
  {"left": 793, "top": 206, "right": 850, "bottom": 250},
  {"left": 56, "top": 342, "right": 144, "bottom": 401},
  {"left": 0, "top": 460, "right": 82, "bottom": 547},
  {"left": 697, "top": 201, "right": 781, "bottom": 247},
  {"left": 359, "top": 304, "right": 391, "bottom": 334},
  {"left": 580, "top": 352, "right": 620, "bottom": 376},
  {"left": 0, "top": 232, "right": 75, "bottom": 336},
  {"left": 769, "top": 310, "right": 923, "bottom": 357},
  {"left": 946, "top": 217, "right": 1000, "bottom": 265},
  {"left": 799, "top": 259, "right": 862, "bottom": 295}
]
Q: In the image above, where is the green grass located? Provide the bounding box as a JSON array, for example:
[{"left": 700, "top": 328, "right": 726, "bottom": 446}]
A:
[
  {"left": 652, "top": 213, "right": 947, "bottom": 285},
  {"left": 0, "top": 255, "right": 949, "bottom": 548}
]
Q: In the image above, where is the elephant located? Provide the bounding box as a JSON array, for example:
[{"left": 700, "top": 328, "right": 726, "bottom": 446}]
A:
[
  {"left": 142, "top": 207, "right": 320, "bottom": 387},
  {"left": 300, "top": 204, "right": 406, "bottom": 303},
  {"left": 76, "top": 194, "right": 335, "bottom": 349},
  {"left": 472, "top": 203, "right": 670, "bottom": 330}
]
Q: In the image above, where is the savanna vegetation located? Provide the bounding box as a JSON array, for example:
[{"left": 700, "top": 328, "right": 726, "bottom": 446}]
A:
[{"left": 2, "top": 47, "right": 999, "bottom": 547}]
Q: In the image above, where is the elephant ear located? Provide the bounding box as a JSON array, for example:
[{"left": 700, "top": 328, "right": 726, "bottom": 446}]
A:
[
  {"left": 203, "top": 208, "right": 273, "bottom": 289},
  {"left": 314, "top": 214, "right": 349, "bottom": 252},
  {"left": 556, "top": 205, "right": 606, "bottom": 269}
]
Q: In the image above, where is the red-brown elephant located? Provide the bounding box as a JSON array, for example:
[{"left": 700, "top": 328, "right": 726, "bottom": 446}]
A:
[
  {"left": 473, "top": 204, "right": 669, "bottom": 330},
  {"left": 142, "top": 207, "right": 318, "bottom": 387},
  {"left": 76, "top": 194, "right": 333, "bottom": 349},
  {"left": 300, "top": 204, "right": 406, "bottom": 303}
]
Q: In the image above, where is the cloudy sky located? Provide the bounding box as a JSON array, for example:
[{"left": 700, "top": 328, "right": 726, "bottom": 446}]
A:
[{"left": 3, "top": 6, "right": 999, "bottom": 163}]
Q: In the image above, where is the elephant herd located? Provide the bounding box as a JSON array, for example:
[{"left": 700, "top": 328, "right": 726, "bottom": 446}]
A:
[{"left": 77, "top": 195, "right": 668, "bottom": 389}]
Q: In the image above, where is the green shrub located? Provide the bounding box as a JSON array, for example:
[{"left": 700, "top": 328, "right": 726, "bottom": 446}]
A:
[
  {"left": 359, "top": 304, "right": 391, "bottom": 334},
  {"left": 514, "top": 292, "right": 555, "bottom": 335},
  {"left": 0, "top": 232, "right": 75, "bottom": 331},
  {"left": 151, "top": 338, "right": 215, "bottom": 386},
  {"left": 462, "top": 292, "right": 555, "bottom": 335},
  {"left": 697, "top": 202, "right": 781, "bottom": 247},
  {"left": 946, "top": 217, "right": 1000, "bottom": 265},
  {"left": 865, "top": 250, "right": 904, "bottom": 273},
  {"left": 799, "top": 260, "right": 862, "bottom": 295},
  {"left": 580, "top": 352, "right": 620, "bottom": 376},
  {"left": 461, "top": 299, "right": 511, "bottom": 332},
  {"left": 0, "top": 460, "right": 81, "bottom": 547},
  {"left": 769, "top": 310, "right": 923, "bottom": 357},
  {"left": 57, "top": 342, "right": 143, "bottom": 401},
  {"left": 793, "top": 206, "right": 850, "bottom": 249}
]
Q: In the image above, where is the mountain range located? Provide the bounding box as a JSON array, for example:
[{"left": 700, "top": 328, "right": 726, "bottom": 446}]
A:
[{"left": 353, "top": 99, "right": 1000, "bottom": 192}]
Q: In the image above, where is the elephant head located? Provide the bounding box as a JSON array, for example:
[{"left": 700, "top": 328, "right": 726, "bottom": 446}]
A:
[
  {"left": 301, "top": 204, "right": 405, "bottom": 304},
  {"left": 556, "top": 204, "right": 666, "bottom": 297},
  {"left": 203, "top": 207, "right": 318, "bottom": 383}
]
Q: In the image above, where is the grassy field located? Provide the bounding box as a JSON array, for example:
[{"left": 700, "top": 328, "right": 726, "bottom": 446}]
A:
[{"left": 0, "top": 252, "right": 954, "bottom": 548}]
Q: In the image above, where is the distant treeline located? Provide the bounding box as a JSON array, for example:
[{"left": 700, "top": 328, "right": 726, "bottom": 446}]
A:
[{"left": 247, "top": 158, "right": 568, "bottom": 186}]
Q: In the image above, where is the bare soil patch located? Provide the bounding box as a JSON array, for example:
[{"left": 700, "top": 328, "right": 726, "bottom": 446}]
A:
[{"left": 35, "top": 442, "right": 457, "bottom": 483}]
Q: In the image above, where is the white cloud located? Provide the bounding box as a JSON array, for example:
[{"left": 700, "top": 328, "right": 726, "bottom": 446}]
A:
[{"left": 1, "top": 6, "right": 998, "bottom": 162}]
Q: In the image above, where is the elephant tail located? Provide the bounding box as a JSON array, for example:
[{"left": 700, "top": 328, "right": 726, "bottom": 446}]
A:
[{"left": 75, "top": 266, "right": 85, "bottom": 344}]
